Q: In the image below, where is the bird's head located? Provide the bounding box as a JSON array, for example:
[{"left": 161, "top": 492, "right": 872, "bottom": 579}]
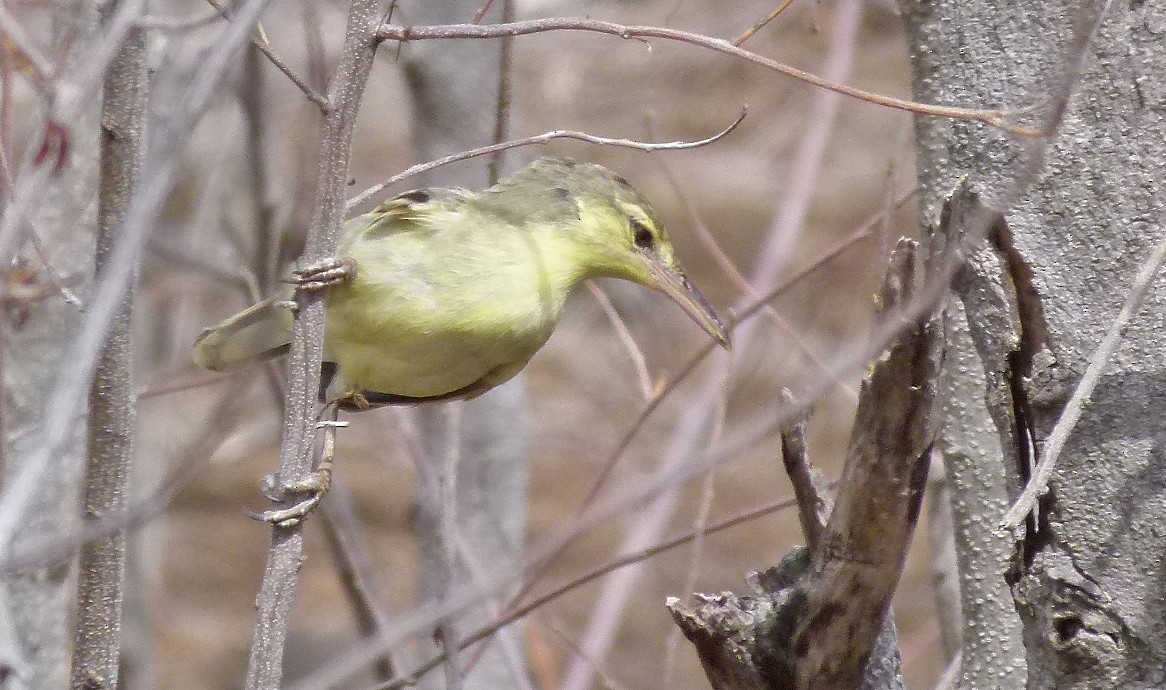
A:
[{"left": 497, "top": 157, "right": 730, "bottom": 348}]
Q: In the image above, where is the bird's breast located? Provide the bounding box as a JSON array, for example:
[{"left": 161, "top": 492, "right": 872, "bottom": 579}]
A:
[{"left": 322, "top": 240, "right": 570, "bottom": 398}]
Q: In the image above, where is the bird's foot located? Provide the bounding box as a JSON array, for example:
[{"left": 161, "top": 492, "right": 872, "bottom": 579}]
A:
[
  {"left": 330, "top": 390, "right": 372, "bottom": 412},
  {"left": 251, "top": 462, "right": 332, "bottom": 528},
  {"left": 293, "top": 256, "right": 358, "bottom": 292},
  {"left": 250, "top": 418, "right": 347, "bottom": 527}
]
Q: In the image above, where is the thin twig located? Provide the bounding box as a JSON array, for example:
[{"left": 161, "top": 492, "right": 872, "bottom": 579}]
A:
[
  {"left": 205, "top": 0, "right": 328, "bottom": 110},
  {"left": 732, "top": 0, "right": 797, "bottom": 46},
  {"left": 0, "top": 39, "right": 15, "bottom": 195},
  {"left": 585, "top": 281, "right": 652, "bottom": 400},
  {"left": 0, "top": 0, "right": 143, "bottom": 266},
  {"left": 779, "top": 389, "right": 828, "bottom": 548},
  {"left": 378, "top": 19, "right": 1038, "bottom": 136},
  {"left": 437, "top": 406, "right": 464, "bottom": 690},
  {"left": 135, "top": 7, "right": 224, "bottom": 31},
  {"left": 0, "top": 0, "right": 272, "bottom": 586},
  {"left": 653, "top": 153, "right": 863, "bottom": 401},
  {"left": 544, "top": 622, "right": 629, "bottom": 690},
  {"left": 1001, "top": 224, "right": 1166, "bottom": 529},
  {"left": 486, "top": 0, "right": 513, "bottom": 184},
  {"left": 450, "top": 532, "right": 538, "bottom": 690},
  {"left": 345, "top": 106, "right": 747, "bottom": 211},
  {"left": 662, "top": 381, "right": 727, "bottom": 684},
  {"left": 320, "top": 484, "right": 398, "bottom": 681},
  {"left": 0, "top": 1, "right": 55, "bottom": 84},
  {"left": 378, "top": 493, "right": 809, "bottom": 690},
  {"left": 470, "top": 0, "right": 496, "bottom": 25},
  {"left": 3, "top": 377, "right": 251, "bottom": 574}
]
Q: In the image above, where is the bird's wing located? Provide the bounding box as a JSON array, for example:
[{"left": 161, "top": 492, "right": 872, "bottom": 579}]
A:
[{"left": 342, "top": 187, "right": 472, "bottom": 250}]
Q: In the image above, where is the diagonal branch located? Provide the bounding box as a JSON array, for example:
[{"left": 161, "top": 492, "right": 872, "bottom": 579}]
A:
[
  {"left": 1001, "top": 222, "right": 1166, "bottom": 528},
  {"left": 794, "top": 239, "right": 944, "bottom": 688},
  {"left": 668, "top": 239, "right": 946, "bottom": 690}
]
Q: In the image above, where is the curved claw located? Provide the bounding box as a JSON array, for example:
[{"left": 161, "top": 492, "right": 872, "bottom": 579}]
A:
[{"left": 292, "top": 256, "right": 358, "bottom": 292}]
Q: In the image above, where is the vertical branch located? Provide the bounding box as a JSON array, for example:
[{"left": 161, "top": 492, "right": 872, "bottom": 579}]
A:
[
  {"left": 486, "top": 0, "right": 513, "bottom": 184},
  {"left": 71, "top": 1, "right": 148, "bottom": 686},
  {"left": 243, "top": 1, "right": 385, "bottom": 688},
  {"left": 241, "top": 47, "right": 279, "bottom": 289},
  {"left": 319, "top": 486, "right": 398, "bottom": 681}
]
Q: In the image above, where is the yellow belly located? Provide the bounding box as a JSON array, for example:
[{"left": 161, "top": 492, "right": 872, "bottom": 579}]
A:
[{"left": 322, "top": 261, "right": 561, "bottom": 398}]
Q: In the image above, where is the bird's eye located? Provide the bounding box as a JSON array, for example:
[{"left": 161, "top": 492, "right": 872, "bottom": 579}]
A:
[{"left": 631, "top": 218, "right": 654, "bottom": 249}]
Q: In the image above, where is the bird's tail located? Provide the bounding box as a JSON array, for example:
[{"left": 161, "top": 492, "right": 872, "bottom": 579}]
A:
[{"left": 192, "top": 297, "right": 294, "bottom": 372}]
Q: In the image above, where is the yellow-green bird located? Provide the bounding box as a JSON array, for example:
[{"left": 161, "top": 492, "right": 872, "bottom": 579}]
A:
[{"left": 193, "top": 157, "right": 729, "bottom": 406}]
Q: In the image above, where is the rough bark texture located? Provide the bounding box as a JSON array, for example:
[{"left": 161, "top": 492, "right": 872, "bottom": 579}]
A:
[
  {"left": 397, "top": 1, "right": 530, "bottom": 688},
  {"left": 70, "top": 2, "right": 147, "bottom": 687},
  {"left": 935, "top": 194, "right": 1029, "bottom": 688},
  {"left": 900, "top": 1, "right": 1166, "bottom": 688},
  {"left": 924, "top": 455, "right": 962, "bottom": 663},
  {"left": 669, "top": 241, "right": 943, "bottom": 690},
  {"left": 245, "top": 1, "right": 385, "bottom": 688}
]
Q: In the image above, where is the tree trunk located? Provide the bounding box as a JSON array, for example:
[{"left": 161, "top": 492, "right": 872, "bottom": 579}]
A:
[{"left": 900, "top": 1, "right": 1166, "bottom": 687}]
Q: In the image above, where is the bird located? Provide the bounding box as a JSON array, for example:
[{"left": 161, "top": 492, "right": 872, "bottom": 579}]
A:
[{"left": 193, "top": 157, "right": 729, "bottom": 408}]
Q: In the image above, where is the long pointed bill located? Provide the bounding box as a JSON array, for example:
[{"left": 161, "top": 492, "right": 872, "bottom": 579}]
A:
[{"left": 645, "top": 261, "right": 731, "bottom": 348}]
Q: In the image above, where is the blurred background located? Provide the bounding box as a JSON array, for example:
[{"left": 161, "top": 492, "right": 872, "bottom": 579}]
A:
[{"left": 127, "top": 0, "right": 935, "bottom": 687}]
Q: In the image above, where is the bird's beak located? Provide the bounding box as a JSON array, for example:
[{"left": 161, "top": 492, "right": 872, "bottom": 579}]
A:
[{"left": 645, "top": 261, "right": 731, "bottom": 348}]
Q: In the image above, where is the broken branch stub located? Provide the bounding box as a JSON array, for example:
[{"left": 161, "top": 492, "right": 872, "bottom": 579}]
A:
[{"left": 668, "top": 238, "right": 946, "bottom": 690}]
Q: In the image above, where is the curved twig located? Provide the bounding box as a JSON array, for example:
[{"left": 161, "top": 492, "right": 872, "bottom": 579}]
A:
[
  {"left": 344, "top": 105, "right": 747, "bottom": 210},
  {"left": 377, "top": 19, "right": 1039, "bottom": 136}
]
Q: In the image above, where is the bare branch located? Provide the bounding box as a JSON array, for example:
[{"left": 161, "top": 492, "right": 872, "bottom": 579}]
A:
[
  {"left": 320, "top": 486, "right": 398, "bottom": 681},
  {"left": 70, "top": 4, "right": 148, "bottom": 685},
  {"left": 345, "top": 106, "right": 747, "bottom": 211},
  {"left": 0, "top": 1, "right": 55, "bottom": 84},
  {"left": 668, "top": 239, "right": 945, "bottom": 690},
  {"left": 585, "top": 281, "right": 653, "bottom": 401},
  {"left": 779, "top": 390, "right": 829, "bottom": 549},
  {"left": 135, "top": 8, "right": 225, "bottom": 32},
  {"left": 381, "top": 494, "right": 807, "bottom": 690},
  {"left": 794, "top": 239, "right": 942, "bottom": 688},
  {"left": 0, "top": 0, "right": 272, "bottom": 584},
  {"left": 732, "top": 0, "right": 796, "bottom": 47},
  {"left": 205, "top": 0, "right": 328, "bottom": 110},
  {"left": 377, "top": 19, "right": 1035, "bottom": 135},
  {"left": 243, "top": 0, "right": 385, "bottom": 686}
]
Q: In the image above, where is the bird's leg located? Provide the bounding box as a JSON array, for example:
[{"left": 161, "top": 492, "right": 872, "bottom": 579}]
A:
[
  {"left": 292, "top": 256, "right": 358, "bottom": 292},
  {"left": 250, "top": 406, "right": 346, "bottom": 527}
]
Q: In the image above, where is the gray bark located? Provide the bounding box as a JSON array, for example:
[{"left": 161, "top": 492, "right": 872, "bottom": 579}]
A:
[
  {"left": 245, "top": 1, "right": 386, "bottom": 688},
  {"left": 900, "top": 1, "right": 1166, "bottom": 688},
  {"left": 396, "top": 2, "right": 530, "bottom": 687},
  {"left": 669, "top": 240, "right": 942, "bottom": 690},
  {"left": 70, "top": 1, "right": 148, "bottom": 686}
]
